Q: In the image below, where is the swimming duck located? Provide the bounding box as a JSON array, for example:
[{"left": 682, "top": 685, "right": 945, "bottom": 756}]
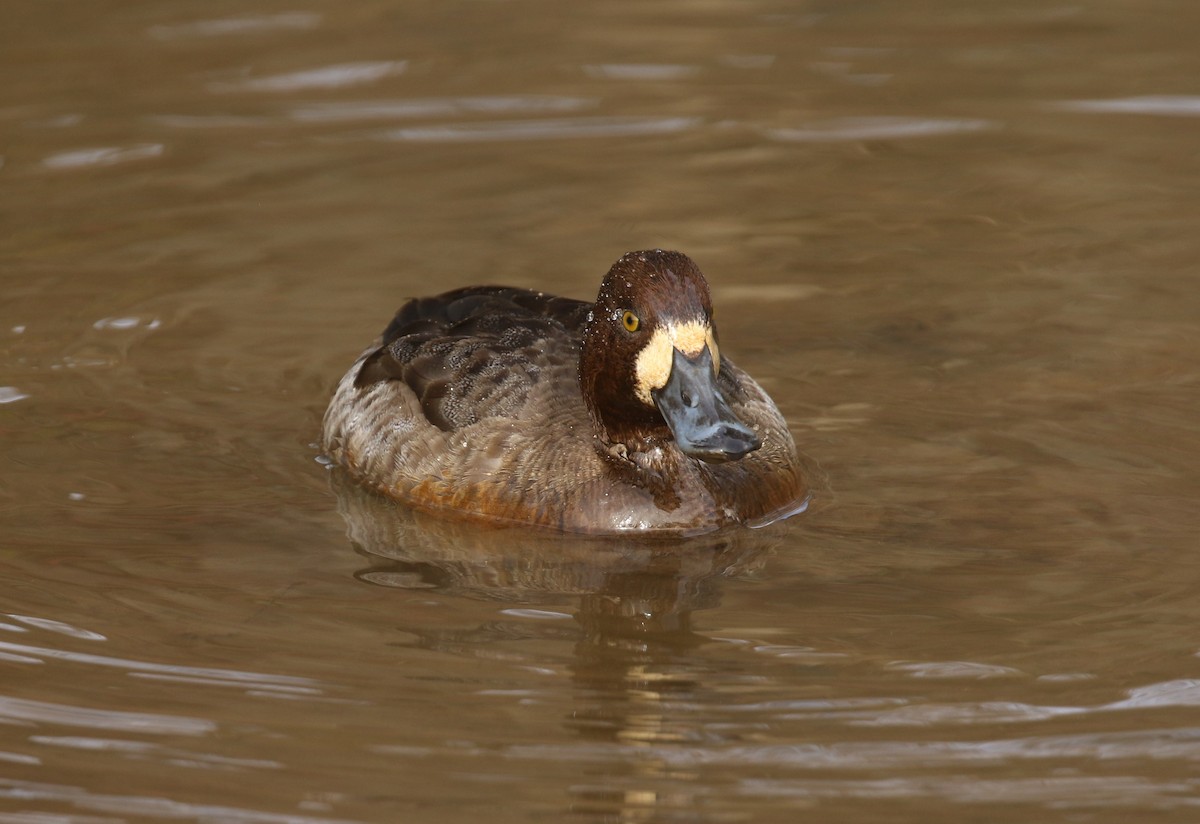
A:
[{"left": 321, "top": 250, "right": 805, "bottom": 535}]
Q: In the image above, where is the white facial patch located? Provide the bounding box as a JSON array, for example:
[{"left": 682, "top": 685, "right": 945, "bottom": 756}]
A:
[{"left": 633, "top": 319, "right": 720, "bottom": 406}]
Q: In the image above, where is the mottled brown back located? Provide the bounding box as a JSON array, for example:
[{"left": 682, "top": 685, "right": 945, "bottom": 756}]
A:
[{"left": 353, "top": 287, "right": 592, "bottom": 431}]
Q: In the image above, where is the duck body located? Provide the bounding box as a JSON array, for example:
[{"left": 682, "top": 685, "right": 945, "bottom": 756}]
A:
[{"left": 321, "top": 250, "right": 805, "bottom": 535}]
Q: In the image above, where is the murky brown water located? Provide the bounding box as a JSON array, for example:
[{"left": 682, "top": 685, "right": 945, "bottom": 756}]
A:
[{"left": 4, "top": 0, "right": 1200, "bottom": 821}]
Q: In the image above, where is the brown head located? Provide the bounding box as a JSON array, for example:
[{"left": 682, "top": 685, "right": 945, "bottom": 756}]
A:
[{"left": 579, "top": 250, "right": 761, "bottom": 463}]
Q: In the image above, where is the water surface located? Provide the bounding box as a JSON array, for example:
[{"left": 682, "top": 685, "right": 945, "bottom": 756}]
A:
[{"left": 3, "top": 1, "right": 1200, "bottom": 821}]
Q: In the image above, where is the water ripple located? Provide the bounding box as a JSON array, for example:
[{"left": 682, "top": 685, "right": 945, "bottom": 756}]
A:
[
  {"left": 211, "top": 62, "right": 407, "bottom": 93},
  {"left": 42, "top": 145, "right": 163, "bottom": 170},
  {"left": 822, "top": 679, "right": 1200, "bottom": 727},
  {"left": 506, "top": 725, "right": 1200, "bottom": 770},
  {"left": 128, "top": 673, "right": 323, "bottom": 694},
  {"left": 846, "top": 701, "right": 1083, "bottom": 727},
  {"left": 767, "top": 116, "right": 992, "bottom": 142},
  {"left": 1110, "top": 679, "right": 1200, "bottom": 710},
  {"left": 739, "top": 775, "right": 1200, "bottom": 807},
  {"left": 582, "top": 64, "right": 699, "bottom": 80},
  {"left": 1056, "top": 95, "right": 1200, "bottom": 116},
  {"left": 4, "top": 616, "right": 104, "bottom": 641},
  {"left": 499, "top": 609, "right": 572, "bottom": 620},
  {"left": 91, "top": 317, "right": 160, "bottom": 332},
  {"left": 886, "top": 660, "right": 1023, "bottom": 679},
  {"left": 148, "top": 114, "right": 273, "bottom": 129},
  {"left": 148, "top": 13, "right": 322, "bottom": 40},
  {"left": 30, "top": 737, "right": 283, "bottom": 770},
  {"left": 0, "top": 695, "right": 212, "bottom": 736},
  {"left": 0, "top": 640, "right": 319, "bottom": 694},
  {"left": 0, "top": 779, "right": 360, "bottom": 823},
  {"left": 0, "top": 751, "right": 41, "bottom": 766},
  {"left": 386, "top": 116, "right": 699, "bottom": 143},
  {"left": 289, "top": 96, "right": 595, "bottom": 123}
]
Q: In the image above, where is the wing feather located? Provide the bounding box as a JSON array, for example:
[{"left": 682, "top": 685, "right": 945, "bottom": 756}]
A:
[{"left": 354, "top": 287, "right": 590, "bottom": 432}]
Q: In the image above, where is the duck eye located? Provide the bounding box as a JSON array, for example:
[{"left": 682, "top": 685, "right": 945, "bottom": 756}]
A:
[{"left": 621, "top": 310, "right": 640, "bottom": 333}]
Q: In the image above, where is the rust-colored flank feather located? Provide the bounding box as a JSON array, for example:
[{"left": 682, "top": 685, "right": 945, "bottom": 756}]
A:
[{"left": 322, "top": 250, "right": 806, "bottom": 535}]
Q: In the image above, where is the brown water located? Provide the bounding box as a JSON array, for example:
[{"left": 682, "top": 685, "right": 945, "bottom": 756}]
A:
[{"left": 3, "top": 0, "right": 1200, "bottom": 821}]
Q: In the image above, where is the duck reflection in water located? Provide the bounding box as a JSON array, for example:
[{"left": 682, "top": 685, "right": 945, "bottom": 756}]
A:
[
  {"left": 334, "top": 474, "right": 784, "bottom": 686},
  {"left": 330, "top": 464, "right": 804, "bottom": 819}
]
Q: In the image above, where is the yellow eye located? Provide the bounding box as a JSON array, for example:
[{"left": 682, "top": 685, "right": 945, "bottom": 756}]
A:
[{"left": 622, "top": 310, "right": 640, "bottom": 332}]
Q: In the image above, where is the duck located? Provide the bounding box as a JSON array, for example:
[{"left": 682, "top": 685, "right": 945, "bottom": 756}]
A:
[{"left": 321, "top": 249, "right": 806, "bottom": 535}]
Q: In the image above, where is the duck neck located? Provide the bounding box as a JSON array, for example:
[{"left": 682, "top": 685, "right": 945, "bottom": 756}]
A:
[{"left": 579, "top": 341, "right": 668, "bottom": 453}]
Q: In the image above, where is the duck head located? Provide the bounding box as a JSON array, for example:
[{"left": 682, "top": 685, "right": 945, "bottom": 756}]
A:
[{"left": 580, "top": 250, "right": 762, "bottom": 464}]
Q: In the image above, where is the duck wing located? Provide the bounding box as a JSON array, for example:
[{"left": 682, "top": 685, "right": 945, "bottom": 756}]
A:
[{"left": 353, "top": 287, "right": 591, "bottom": 432}]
